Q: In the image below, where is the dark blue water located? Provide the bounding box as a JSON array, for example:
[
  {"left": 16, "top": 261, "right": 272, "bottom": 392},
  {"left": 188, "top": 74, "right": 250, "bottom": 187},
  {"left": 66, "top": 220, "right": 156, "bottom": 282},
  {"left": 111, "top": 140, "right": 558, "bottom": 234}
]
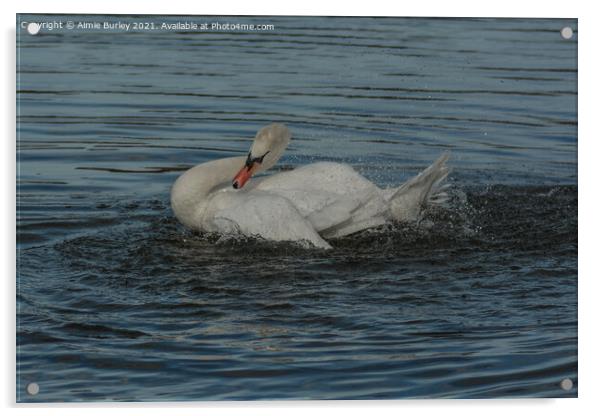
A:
[{"left": 16, "top": 15, "right": 577, "bottom": 401}]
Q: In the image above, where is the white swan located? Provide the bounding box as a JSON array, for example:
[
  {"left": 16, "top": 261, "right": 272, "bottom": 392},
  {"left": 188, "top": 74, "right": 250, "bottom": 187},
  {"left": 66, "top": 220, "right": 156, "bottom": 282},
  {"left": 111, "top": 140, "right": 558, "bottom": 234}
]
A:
[{"left": 171, "top": 123, "right": 450, "bottom": 249}]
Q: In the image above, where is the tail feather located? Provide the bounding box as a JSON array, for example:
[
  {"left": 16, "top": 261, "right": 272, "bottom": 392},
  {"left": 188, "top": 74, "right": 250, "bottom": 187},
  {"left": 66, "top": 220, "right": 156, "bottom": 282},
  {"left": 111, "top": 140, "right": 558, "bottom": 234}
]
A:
[
  {"left": 428, "top": 179, "right": 451, "bottom": 205},
  {"left": 388, "top": 151, "right": 451, "bottom": 222}
]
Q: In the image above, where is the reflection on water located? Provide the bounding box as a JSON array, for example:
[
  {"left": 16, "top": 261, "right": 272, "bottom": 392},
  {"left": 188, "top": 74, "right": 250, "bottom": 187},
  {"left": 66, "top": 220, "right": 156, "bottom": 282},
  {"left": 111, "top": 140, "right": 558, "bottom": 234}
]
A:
[{"left": 17, "top": 15, "right": 577, "bottom": 401}]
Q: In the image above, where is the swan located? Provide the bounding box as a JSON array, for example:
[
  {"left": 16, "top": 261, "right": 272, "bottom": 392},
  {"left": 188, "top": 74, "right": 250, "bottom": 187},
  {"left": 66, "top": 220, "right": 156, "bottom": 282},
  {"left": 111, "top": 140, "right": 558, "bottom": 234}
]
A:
[{"left": 171, "top": 123, "right": 450, "bottom": 249}]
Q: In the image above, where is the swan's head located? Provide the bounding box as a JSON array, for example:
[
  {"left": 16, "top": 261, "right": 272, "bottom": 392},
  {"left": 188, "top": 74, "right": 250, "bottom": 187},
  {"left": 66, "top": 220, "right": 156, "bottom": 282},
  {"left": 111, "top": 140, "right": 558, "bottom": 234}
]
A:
[{"left": 233, "top": 123, "right": 291, "bottom": 189}]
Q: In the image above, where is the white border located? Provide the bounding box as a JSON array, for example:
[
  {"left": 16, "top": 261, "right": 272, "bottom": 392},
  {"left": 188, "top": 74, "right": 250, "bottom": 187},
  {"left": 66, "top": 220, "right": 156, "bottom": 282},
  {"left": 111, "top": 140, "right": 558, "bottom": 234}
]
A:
[
  {"left": 3, "top": 1, "right": 600, "bottom": 415},
  {"left": 5, "top": 0, "right": 583, "bottom": 17}
]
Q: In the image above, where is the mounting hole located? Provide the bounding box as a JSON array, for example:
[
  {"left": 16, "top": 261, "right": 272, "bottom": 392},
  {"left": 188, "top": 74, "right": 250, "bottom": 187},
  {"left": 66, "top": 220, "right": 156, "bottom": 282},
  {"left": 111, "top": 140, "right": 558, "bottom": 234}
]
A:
[
  {"left": 26, "top": 22, "right": 41, "bottom": 36},
  {"left": 560, "top": 27, "right": 573, "bottom": 40},
  {"left": 560, "top": 378, "right": 573, "bottom": 391},
  {"left": 26, "top": 382, "right": 39, "bottom": 395}
]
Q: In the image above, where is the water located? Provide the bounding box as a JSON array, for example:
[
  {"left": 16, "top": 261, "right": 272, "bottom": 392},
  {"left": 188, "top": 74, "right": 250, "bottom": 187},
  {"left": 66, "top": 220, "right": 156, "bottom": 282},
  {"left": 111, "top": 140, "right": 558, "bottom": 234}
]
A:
[{"left": 16, "top": 16, "right": 577, "bottom": 401}]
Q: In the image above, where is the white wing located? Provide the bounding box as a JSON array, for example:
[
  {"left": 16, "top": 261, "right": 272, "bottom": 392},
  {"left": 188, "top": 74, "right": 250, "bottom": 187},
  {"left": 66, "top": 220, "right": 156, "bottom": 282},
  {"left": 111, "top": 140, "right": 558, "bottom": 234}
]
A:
[
  {"left": 205, "top": 191, "right": 332, "bottom": 249},
  {"left": 254, "top": 162, "right": 389, "bottom": 237}
]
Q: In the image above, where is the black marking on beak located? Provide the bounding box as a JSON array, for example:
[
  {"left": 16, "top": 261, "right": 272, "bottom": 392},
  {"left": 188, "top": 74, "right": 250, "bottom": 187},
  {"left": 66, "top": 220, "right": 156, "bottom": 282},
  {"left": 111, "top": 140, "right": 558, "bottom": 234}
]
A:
[{"left": 244, "top": 152, "right": 253, "bottom": 168}]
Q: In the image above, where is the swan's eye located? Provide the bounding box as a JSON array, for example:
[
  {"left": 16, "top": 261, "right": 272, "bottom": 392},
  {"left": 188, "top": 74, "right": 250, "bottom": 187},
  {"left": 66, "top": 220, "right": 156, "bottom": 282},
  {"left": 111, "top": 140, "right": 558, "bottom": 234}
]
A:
[
  {"left": 245, "top": 151, "right": 270, "bottom": 168},
  {"left": 257, "top": 150, "right": 270, "bottom": 163}
]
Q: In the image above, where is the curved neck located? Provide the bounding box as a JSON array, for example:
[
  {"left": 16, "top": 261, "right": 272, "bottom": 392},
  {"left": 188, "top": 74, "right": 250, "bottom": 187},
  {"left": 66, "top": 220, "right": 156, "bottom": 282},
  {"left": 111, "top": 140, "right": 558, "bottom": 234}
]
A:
[{"left": 170, "top": 156, "right": 246, "bottom": 228}]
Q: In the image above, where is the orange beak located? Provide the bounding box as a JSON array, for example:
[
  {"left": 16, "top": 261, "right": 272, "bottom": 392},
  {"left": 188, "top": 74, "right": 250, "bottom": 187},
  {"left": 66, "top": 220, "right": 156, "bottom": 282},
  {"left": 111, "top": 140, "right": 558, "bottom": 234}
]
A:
[{"left": 232, "top": 162, "right": 259, "bottom": 189}]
